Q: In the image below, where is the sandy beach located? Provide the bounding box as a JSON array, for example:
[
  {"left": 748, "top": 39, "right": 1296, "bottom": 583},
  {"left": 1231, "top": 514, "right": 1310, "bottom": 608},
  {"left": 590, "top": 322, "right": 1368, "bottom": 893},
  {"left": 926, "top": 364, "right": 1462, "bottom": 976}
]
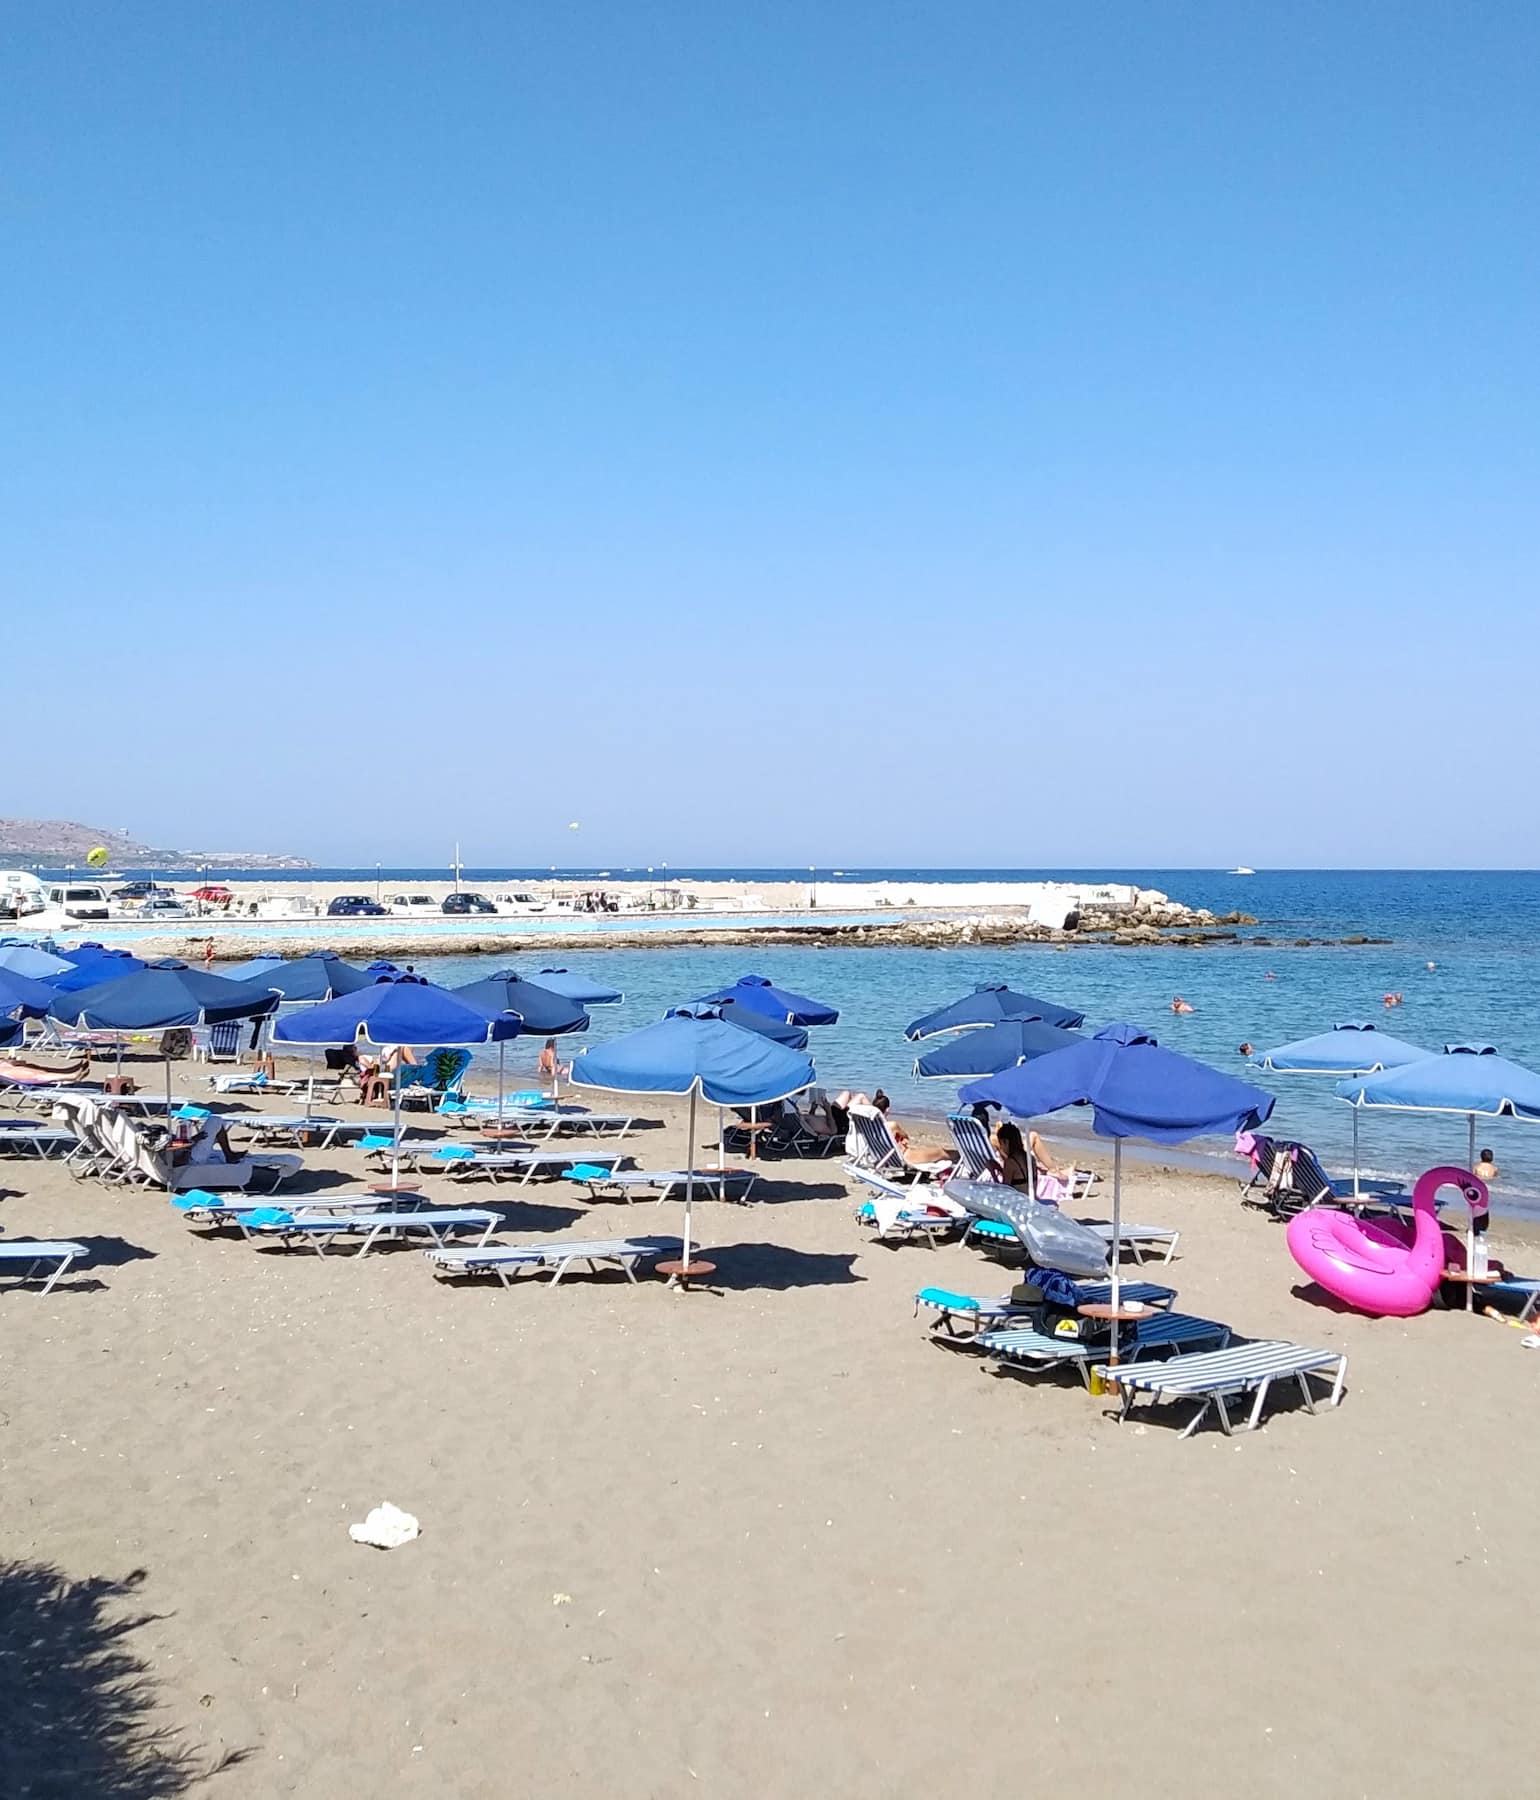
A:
[{"left": 3, "top": 1072, "right": 1538, "bottom": 1797}]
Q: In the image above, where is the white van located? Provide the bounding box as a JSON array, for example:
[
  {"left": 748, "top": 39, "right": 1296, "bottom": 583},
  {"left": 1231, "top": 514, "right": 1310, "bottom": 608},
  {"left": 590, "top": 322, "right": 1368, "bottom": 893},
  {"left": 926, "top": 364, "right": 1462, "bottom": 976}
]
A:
[{"left": 45, "top": 882, "right": 112, "bottom": 921}]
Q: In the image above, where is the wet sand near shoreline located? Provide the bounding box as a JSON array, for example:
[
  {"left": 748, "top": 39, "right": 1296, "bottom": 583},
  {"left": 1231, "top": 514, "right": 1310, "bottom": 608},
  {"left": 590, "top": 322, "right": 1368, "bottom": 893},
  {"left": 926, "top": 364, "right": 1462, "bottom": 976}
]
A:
[{"left": 2, "top": 1073, "right": 1538, "bottom": 1795}]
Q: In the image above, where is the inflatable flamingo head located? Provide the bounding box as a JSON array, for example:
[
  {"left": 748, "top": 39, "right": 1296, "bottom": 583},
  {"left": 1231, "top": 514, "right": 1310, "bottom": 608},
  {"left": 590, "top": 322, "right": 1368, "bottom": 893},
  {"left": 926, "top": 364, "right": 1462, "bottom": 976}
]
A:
[{"left": 1416, "top": 1165, "right": 1489, "bottom": 1216}]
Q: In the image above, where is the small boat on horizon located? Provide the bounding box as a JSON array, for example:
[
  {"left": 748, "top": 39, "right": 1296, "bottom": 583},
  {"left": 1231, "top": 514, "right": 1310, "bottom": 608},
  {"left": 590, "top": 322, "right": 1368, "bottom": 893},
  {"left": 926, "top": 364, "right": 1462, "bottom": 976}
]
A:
[{"left": 1227, "top": 866, "right": 1256, "bottom": 876}]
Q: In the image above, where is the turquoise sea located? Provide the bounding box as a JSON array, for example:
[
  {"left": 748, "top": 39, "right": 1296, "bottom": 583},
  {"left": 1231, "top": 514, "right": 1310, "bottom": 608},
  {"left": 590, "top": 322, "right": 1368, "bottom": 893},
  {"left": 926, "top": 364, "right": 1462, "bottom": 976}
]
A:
[{"left": 281, "top": 868, "right": 1540, "bottom": 1211}]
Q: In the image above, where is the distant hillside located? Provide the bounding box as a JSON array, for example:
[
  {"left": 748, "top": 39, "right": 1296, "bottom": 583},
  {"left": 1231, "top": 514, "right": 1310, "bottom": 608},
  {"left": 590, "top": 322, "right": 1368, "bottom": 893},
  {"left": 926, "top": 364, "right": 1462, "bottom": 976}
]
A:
[{"left": 0, "top": 818, "right": 311, "bottom": 871}]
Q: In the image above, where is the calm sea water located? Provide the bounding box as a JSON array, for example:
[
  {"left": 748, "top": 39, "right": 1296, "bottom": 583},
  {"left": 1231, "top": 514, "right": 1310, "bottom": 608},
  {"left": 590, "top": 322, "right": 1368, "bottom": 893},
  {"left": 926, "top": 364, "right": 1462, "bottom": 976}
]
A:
[{"left": 276, "top": 868, "right": 1540, "bottom": 1209}]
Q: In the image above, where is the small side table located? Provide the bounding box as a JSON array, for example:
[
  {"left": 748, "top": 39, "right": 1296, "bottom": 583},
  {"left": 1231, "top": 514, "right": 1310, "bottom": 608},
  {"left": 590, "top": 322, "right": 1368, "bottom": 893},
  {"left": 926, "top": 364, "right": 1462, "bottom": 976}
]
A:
[{"left": 656, "top": 1258, "right": 717, "bottom": 1291}]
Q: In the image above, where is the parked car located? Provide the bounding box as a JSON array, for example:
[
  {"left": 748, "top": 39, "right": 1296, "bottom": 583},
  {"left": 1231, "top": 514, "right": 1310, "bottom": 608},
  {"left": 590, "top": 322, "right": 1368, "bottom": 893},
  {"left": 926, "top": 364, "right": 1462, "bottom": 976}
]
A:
[
  {"left": 327, "top": 895, "right": 388, "bottom": 917},
  {"left": 492, "top": 890, "right": 549, "bottom": 915},
  {"left": 110, "top": 880, "right": 176, "bottom": 901},
  {"left": 135, "top": 896, "right": 193, "bottom": 919},
  {"left": 442, "top": 891, "right": 497, "bottom": 915},
  {"left": 386, "top": 893, "right": 439, "bottom": 914}
]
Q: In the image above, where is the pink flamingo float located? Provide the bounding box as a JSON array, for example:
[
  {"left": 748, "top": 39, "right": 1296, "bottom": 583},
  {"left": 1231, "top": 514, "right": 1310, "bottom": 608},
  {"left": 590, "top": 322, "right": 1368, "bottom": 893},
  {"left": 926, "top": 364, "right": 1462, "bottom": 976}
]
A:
[{"left": 1286, "top": 1165, "right": 1488, "bottom": 1317}]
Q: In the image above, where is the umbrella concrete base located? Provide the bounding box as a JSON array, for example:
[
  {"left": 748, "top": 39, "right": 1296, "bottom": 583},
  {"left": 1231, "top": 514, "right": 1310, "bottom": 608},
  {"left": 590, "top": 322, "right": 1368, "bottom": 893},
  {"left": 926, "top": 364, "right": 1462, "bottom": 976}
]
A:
[{"left": 656, "top": 1258, "right": 717, "bottom": 1290}]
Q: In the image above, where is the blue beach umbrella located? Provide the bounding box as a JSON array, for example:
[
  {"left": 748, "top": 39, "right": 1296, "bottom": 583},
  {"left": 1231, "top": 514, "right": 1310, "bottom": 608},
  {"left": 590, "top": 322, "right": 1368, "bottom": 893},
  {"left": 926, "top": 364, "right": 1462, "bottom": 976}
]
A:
[
  {"left": 0, "top": 944, "right": 72, "bottom": 979},
  {"left": 1256, "top": 1022, "right": 1431, "bottom": 1198},
  {"left": 669, "top": 998, "right": 809, "bottom": 1051},
  {"left": 50, "top": 959, "right": 283, "bottom": 1107},
  {"left": 0, "top": 965, "right": 63, "bottom": 1020},
  {"left": 49, "top": 949, "right": 149, "bottom": 993},
  {"left": 50, "top": 960, "right": 283, "bottom": 1031},
  {"left": 904, "top": 984, "right": 1085, "bottom": 1040},
  {"left": 913, "top": 1016, "right": 1082, "bottom": 1079},
  {"left": 223, "top": 952, "right": 377, "bottom": 1003},
  {"left": 453, "top": 971, "right": 591, "bottom": 1109},
  {"left": 961, "top": 1024, "right": 1274, "bottom": 1344},
  {"left": 695, "top": 974, "right": 839, "bottom": 1028},
  {"left": 1335, "top": 1044, "right": 1540, "bottom": 1173},
  {"left": 572, "top": 1012, "right": 816, "bottom": 1275},
  {"left": 452, "top": 973, "right": 589, "bottom": 1037},
  {"left": 532, "top": 967, "right": 624, "bottom": 1006},
  {"left": 274, "top": 974, "right": 524, "bottom": 1184}
]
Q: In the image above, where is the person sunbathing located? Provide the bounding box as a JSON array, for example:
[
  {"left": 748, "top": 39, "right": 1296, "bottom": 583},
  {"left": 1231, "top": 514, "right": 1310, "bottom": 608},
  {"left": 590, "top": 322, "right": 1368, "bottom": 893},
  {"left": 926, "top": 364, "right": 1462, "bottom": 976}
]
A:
[{"left": 872, "top": 1090, "right": 951, "bottom": 1168}]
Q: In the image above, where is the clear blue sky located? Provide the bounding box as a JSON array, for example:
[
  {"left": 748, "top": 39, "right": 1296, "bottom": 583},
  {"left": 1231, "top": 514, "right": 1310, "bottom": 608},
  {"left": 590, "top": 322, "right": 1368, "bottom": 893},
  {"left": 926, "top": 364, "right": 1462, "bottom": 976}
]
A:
[{"left": 5, "top": 4, "right": 1536, "bottom": 869}]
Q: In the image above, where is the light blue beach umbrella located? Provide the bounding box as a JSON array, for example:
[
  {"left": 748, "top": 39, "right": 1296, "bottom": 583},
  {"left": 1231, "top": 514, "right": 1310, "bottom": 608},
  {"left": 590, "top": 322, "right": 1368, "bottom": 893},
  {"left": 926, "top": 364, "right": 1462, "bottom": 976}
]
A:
[
  {"left": 0, "top": 944, "right": 71, "bottom": 979},
  {"left": 572, "top": 1013, "right": 816, "bottom": 1277},
  {"left": 1255, "top": 1023, "right": 1431, "bottom": 1198},
  {"left": 1335, "top": 1045, "right": 1540, "bottom": 1175}
]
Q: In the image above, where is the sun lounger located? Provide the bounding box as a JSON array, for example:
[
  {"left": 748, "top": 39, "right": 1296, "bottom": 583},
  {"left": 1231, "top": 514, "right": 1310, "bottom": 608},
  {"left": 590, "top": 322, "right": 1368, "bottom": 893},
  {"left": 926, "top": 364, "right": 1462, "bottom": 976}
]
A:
[
  {"left": 850, "top": 1167, "right": 968, "bottom": 1246},
  {"left": 231, "top": 1114, "right": 369, "bottom": 1149},
  {"left": 914, "top": 1281, "right": 1176, "bottom": 1335},
  {"left": 845, "top": 1104, "right": 951, "bottom": 1183},
  {"left": 438, "top": 1099, "right": 637, "bottom": 1139},
  {"left": 425, "top": 1234, "right": 683, "bottom": 1287},
  {"left": 0, "top": 1122, "right": 79, "bottom": 1158},
  {"left": 0, "top": 1238, "right": 90, "bottom": 1295},
  {"left": 1105, "top": 1341, "right": 1349, "bottom": 1437},
  {"left": 961, "top": 1215, "right": 1180, "bottom": 1264},
  {"left": 239, "top": 1205, "right": 499, "bottom": 1256},
  {"left": 170, "top": 1188, "right": 426, "bottom": 1227},
  {"left": 976, "top": 1312, "right": 1231, "bottom": 1386},
  {"left": 434, "top": 1146, "right": 627, "bottom": 1185},
  {"left": 561, "top": 1165, "right": 760, "bottom": 1203},
  {"left": 206, "top": 1070, "right": 312, "bottom": 1096}
]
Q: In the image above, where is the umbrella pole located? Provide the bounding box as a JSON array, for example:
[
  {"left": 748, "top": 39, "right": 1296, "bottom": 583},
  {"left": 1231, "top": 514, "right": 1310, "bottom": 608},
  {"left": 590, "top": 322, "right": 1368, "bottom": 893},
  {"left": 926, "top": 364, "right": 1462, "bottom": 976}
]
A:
[
  {"left": 391, "top": 1073, "right": 402, "bottom": 1189},
  {"left": 682, "top": 1087, "right": 697, "bottom": 1276},
  {"left": 1109, "top": 1139, "right": 1124, "bottom": 1367},
  {"left": 717, "top": 1107, "right": 725, "bottom": 1201},
  {"left": 497, "top": 1041, "right": 506, "bottom": 1126},
  {"left": 1351, "top": 1108, "right": 1361, "bottom": 1202},
  {"left": 1468, "top": 1113, "right": 1476, "bottom": 1172}
]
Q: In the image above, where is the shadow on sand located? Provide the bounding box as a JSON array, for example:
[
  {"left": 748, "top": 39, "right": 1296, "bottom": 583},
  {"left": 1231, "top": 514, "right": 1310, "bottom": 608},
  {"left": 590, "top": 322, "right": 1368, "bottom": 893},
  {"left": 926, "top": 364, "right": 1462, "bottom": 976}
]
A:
[
  {"left": 0, "top": 1559, "right": 252, "bottom": 1797},
  {"left": 703, "top": 1242, "right": 864, "bottom": 1290}
]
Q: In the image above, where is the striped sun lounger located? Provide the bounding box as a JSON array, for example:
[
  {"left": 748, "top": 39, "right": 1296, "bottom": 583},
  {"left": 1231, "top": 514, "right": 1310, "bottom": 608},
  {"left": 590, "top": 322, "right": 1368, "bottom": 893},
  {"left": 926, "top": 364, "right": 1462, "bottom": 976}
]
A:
[
  {"left": 239, "top": 1206, "right": 499, "bottom": 1256},
  {"left": 1105, "top": 1341, "right": 1349, "bottom": 1438},
  {"left": 0, "top": 1238, "right": 91, "bottom": 1295},
  {"left": 562, "top": 1166, "right": 760, "bottom": 1204},
  {"left": 914, "top": 1282, "right": 1177, "bottom": 1335},
  {"left": 976, "top": 1312, "right": 1231, "bottom": 1387},
  {"left": 425, "top": 1235, "right": 683, "bottom": 1288}
]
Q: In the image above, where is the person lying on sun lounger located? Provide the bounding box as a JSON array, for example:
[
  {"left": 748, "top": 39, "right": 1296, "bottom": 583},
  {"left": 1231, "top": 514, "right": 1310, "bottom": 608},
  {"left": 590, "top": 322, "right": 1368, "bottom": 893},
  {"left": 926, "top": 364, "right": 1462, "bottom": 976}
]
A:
[{"left": 872, "top": 1091, "right": 951, "bottom": 1168}]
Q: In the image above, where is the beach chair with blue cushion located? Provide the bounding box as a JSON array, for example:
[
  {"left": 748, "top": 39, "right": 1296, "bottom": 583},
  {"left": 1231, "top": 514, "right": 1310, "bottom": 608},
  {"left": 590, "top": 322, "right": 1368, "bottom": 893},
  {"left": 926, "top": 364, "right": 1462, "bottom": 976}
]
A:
[
  {"left": 425, "top": 1234, "right": 683, "bottom": 1288},
  {"left": 238, "top": 1204, "right": 499, "bottom": 1256},
  {"left": 0, "top": 1237, "right": 91, "bottom": 1295},
  {"left": 171, "top": 1188, "right": 427, "bottom": 1229},
  {"left": 192, "top": 1019, "right": 245, "bottom": 1064},
  {"left": 1105, "top": 1340, "right": 1349, "bottom": 1437},
  {"left": 434, "top": 1144, "right": 627, "bottom": 1185},
  {"left": 561, "top": 1165, "right": 760, "bottom": 1204},
  {"left": 850, "top": 1167, "right": 968, "bottom": 1247},
  {"left": 976, "top": 1312, "right": 1231, "bottom": 1387},
  {"left": 914, "top": 1280, "right": 1176, "bottom": 1336}
]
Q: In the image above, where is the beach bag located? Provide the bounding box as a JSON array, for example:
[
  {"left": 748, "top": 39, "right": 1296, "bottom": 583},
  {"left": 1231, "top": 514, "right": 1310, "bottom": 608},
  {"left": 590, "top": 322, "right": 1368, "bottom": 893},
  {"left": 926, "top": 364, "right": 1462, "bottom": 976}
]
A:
[{"left": 1009, "top": 1272, "right": 1129, "bottom": 1346}]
